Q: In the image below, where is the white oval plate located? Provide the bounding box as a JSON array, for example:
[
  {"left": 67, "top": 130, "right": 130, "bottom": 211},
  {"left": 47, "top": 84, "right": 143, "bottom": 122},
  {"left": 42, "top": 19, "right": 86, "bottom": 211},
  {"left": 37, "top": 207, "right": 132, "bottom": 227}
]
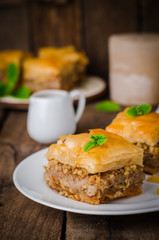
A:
[
  {"left": 0, "top": 76, "right": 106, "bottom": 109},
  {"left": 13, "top": 148, "right": 159, "bottom": 215}
]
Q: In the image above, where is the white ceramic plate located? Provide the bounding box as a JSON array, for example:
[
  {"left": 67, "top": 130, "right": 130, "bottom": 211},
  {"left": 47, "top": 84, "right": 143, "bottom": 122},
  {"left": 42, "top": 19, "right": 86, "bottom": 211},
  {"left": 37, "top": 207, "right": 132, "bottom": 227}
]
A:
[
  {"left": 13, "top": 148, "right": 159, "bottom": 215},
  {"left": 0, "top": 76, "right": 106, "bottom": 109}
]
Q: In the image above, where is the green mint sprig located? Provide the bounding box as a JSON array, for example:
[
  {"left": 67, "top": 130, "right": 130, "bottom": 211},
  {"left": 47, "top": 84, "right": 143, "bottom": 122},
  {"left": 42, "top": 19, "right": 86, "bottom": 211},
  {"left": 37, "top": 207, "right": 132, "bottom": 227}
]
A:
[
  {"left": 6, "top": 62, "right": 19, "bottom": 87},
  {"left": 126, "top": 104, "right": 152, "bottom": 118},
  {"left": 12, "top": 86, "right": 30, "bottom": 99},
  {"left": 0, "top": 63, "right": 30, "bottom": 99},
  {"left": 96, "top": 100, "right": 120, "bottom": 112},
  {"left": 0, "top": 63, "right": 19, "bottom": 97},
  {"left": 0, "top": 82, "right": 12, "bottom": 97},
  {"left": 84, "top": 134, "right": 107, "bottom": 152}
]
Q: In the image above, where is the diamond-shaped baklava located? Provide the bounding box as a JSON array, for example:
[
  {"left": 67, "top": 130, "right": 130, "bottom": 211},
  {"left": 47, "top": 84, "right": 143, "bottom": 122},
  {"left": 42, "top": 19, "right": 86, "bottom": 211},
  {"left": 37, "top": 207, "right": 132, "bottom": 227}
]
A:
[
  {"left": 38, "top": 46, "right": 89, "bottom": 83},
  {"left": 44, "top": 129, "right": 144, "bottom": 204},
  {"left": 22, "top": 57, "right": 79, "bottom": 92},
  {"left": 106, "top": 109, "right": 159, "bottom": 174}
]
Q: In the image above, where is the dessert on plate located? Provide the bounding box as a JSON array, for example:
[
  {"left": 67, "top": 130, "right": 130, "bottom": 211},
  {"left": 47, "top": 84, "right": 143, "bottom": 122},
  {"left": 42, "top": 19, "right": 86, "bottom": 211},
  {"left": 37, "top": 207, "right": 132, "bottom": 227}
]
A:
[
  {"left": 22, "top": 46, "right": 89, "bottom": 93},
  {"left": 106, "top": 106, "right": 159, "bottom": 174},
  {"left": 22, "top": 57, "right": 76, "bottom": 92},
  {"left": 38, "top": 46, "right": 89, "bottom": 83},
  {"left": 44, "top": 129, "right": 144, "bottom": 204},
  {"left": 0, "top": 46, "right": 89, "bottom": 98}
]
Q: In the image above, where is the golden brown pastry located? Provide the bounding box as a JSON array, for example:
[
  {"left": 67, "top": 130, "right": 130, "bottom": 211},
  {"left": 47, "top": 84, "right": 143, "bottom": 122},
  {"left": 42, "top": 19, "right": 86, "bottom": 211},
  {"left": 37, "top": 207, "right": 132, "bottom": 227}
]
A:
[
  {"left": 22, "top": 57, "right": 78, "bottom": 92},
  {"left": 38, "top": 46, "right": 89, "bottom": 82},
  {"left": 44, "top": 129, "right": 144, "bottom": 204},
  {"left": 38, "top": 46, "right": 78, "bottom": 58},
  {"left": 106, "top": 109, "right": 159, "bottom": 174},
  {"left": 0, "top": 50, "right": 31, "bottom": 83},
  {"left": 22, "top": 46, "right": 88, "bottom": 92}
]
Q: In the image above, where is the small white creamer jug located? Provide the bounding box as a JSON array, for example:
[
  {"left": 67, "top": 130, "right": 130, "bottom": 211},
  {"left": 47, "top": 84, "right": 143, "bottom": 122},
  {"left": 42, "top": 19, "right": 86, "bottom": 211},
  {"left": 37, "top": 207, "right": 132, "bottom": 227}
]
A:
[{"left": 27, "top": 89, "right": 85, "bottom": 144}]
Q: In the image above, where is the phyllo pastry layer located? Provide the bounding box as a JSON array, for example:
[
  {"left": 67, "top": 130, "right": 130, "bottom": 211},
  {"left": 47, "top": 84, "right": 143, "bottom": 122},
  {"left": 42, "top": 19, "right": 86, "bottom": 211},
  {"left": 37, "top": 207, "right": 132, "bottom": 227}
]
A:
[
  {"left": 106, "top": 109, "right": 159, "bottom": 174},
  {"left": 44, "top": 129, "right": 144, "bottom": 204},
  {"left": 38, "top": 46, "right": 89, "bottom": 85},
  {"left": 22, "top": 57, "right": 77, "bottom": 92}
]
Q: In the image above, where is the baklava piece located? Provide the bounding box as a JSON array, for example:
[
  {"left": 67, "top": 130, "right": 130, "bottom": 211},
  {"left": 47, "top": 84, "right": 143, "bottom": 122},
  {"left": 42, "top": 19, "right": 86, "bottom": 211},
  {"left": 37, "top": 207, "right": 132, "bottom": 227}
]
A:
[
  {"left": 106, "top": 109, "right": 159, "bottom": 174},
  {"left": 38, "top": 46, "right": 89, "bottom": 83},
  {"left": 22, "top": 57, "right": 79, "bottom": 92},
  {"left": 44, "top": 129, "right": 144, "bottom": 205},
  {"left": 0, "top": 50, "right": 31, "bottom": 84}
]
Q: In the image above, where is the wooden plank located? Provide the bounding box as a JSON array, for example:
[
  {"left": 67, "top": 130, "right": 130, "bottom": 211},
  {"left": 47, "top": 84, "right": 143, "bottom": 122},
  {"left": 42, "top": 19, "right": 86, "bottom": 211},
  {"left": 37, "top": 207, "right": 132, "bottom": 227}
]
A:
[
  {"left": 1, "top": 186, "right": 64, "bottom": 240},
  {"left": 77, "top": 102, "right": 119, "bottom": 133},
  {"left": 0, "top": 5, "right": 29, "bottom": 51},
  {"left": 66, "top": 213, "right": 110, "bottom": 240},
  {"left": 31, "top": 0, "right": 82, "bottom": 53},
  {"left": 37, "top": 0, "right": 68, "bottom": 4},
  {"left": 0, "top": 111, "right": 47, "bottom": 163},
  {"left": 0, "top": 144, "right": 16, "bottom": 185},
  {"left": 0, "top": 0, "right": 26, "bottom": 7},
  {"left": 141, "top": 0, "right": 159, "bottom": 32},
  {"left": 108, "top": 213, "right": 159, "bottom": 240},
  {"left": 0, "top": 111, "right": 64, "bottom": 240},
  {"left": 0, "top": 109, "right": 7, "bottom": 128},
  {"left": 66, "top": 213, "right": 159, "bottom": 240},
  {"left": 82, "top": 0, "right": 138, "bottom": 81}
]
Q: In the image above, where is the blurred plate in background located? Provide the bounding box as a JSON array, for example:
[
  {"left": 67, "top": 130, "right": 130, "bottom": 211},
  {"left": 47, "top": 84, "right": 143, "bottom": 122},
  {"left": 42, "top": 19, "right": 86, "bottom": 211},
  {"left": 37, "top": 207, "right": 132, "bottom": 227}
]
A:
[{"left": 0, "top": 76, "right": 106, "bottom": 110}]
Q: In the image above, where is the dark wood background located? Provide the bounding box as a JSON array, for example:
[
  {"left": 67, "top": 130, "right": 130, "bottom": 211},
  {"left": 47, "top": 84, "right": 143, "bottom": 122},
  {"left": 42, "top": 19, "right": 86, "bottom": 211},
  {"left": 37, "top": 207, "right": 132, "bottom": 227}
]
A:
[{"left": 0, "top": 0, "right": 159, "bottom": 86}]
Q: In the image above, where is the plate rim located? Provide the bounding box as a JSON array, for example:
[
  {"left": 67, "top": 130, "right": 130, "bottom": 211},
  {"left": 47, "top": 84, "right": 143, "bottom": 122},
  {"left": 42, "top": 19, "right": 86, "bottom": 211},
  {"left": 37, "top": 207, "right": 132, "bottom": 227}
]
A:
[
  {"left": 13, "top": 148, "right": 159, "bottom": 215},
  {"left": 0, "top": 76, "right": 106, "bottom": 110}
]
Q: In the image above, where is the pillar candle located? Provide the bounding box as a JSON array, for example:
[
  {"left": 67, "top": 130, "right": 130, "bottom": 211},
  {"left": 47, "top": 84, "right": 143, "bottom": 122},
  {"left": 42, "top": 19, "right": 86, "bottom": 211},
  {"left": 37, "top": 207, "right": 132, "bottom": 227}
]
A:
[{"left": 109, "top": 34, "right": 159, "bottom": 105}]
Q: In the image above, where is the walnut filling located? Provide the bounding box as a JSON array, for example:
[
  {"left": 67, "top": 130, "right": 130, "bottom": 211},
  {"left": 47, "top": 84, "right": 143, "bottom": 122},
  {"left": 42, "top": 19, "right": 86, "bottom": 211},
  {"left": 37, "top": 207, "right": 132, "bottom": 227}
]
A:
[
  {"left": 44, "top": 160, "right": 145, "bottom": 205},
  {"left": 135, "top": 143, "right": 159, "bottom": 174},
  {"left": 23, "top": 73, "right": 76, "bottom": 92}
]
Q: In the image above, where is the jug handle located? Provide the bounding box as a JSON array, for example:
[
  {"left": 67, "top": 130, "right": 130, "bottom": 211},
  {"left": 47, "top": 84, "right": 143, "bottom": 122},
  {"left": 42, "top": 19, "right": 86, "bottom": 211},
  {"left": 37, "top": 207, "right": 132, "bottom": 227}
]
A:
[{"left": 69, "top": 90, "right": 86, "bottom": 123}]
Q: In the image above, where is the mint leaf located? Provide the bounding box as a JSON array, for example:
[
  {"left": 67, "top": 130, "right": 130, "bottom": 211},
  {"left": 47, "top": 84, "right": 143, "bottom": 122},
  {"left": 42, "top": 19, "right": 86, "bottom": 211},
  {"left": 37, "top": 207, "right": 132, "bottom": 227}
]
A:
[
  {"left": 6, "top": 63, "right": 19, "bottom": 87},
  {"left": 136, "top": 107, "right": 143, "bottom": 115},
  {"left": 84, "top": 134, "right": 107, "bottom": 152},
  {"left": 97, "top": 138, "right": 107, "bottom": 145},
  {"left": 126, "top": 104, "right": 152, "bottom": 118},
  {"left": 0, "top": 63, "right": 19, "bottom": 97},
  {"left": 0, "top": 82, "right": 11, "bottom": 97},
  {"left": 0, "top": 63, "right": 20, "bottom": 97},
  {"left": 12, "top": 86, "right": 30, "bottom": 99},
  {"left": 96, "top": 101, "right": 120, "bottom": 112},
  {"left": 96, "top": 134, "right": 106, "bottom": 139},
  {"left": 126, "top": 106, "right": 137, "bottom": 118},
  {"left": 90, "top": 135, "right": 98, "bottom": 141},
  {"left": 136, "top": 104, "right": 152, "bottom": 115},
  {"left": 84, "top": 140, "right": 97, "bottom": 152}
]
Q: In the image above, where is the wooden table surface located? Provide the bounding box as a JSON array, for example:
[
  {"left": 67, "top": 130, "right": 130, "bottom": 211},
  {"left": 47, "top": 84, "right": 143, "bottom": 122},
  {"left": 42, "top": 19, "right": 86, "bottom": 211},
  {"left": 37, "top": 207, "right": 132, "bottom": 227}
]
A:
[{"left": 1, "top": 102, "right": 159, "bottom": 240}]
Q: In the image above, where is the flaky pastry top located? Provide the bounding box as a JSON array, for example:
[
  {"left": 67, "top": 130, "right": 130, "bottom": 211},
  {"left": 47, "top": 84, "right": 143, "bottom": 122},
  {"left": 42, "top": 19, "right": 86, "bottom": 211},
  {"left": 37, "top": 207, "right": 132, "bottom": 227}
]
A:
[
  {"left": 38, "top": 46, "right": 89, "bottom": 65},
  {"left": 46, "top": 129, "right": 143, "bottom": 174},
  {"left": 23, "top": 58, "right": 63, "bottom": 78},
  {"left": 106, "top": 109, "right": 159, "bottom": 146}
]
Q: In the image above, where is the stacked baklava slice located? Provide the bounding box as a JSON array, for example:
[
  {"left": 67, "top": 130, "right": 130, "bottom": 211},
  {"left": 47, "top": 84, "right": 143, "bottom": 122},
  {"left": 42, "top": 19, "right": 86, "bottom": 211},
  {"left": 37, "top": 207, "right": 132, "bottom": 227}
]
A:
[
  {"left": 0, "top": 46, "right": 89, "bottom": 94},
  {"left": 106, "top": 108, "right": 159, "bottom": 174},
  {"left": 22, "top": 46, "right": 89, "bottom": 92},
  {"left": 44, "top": 129, "right": 145, "bottom": 204}
]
